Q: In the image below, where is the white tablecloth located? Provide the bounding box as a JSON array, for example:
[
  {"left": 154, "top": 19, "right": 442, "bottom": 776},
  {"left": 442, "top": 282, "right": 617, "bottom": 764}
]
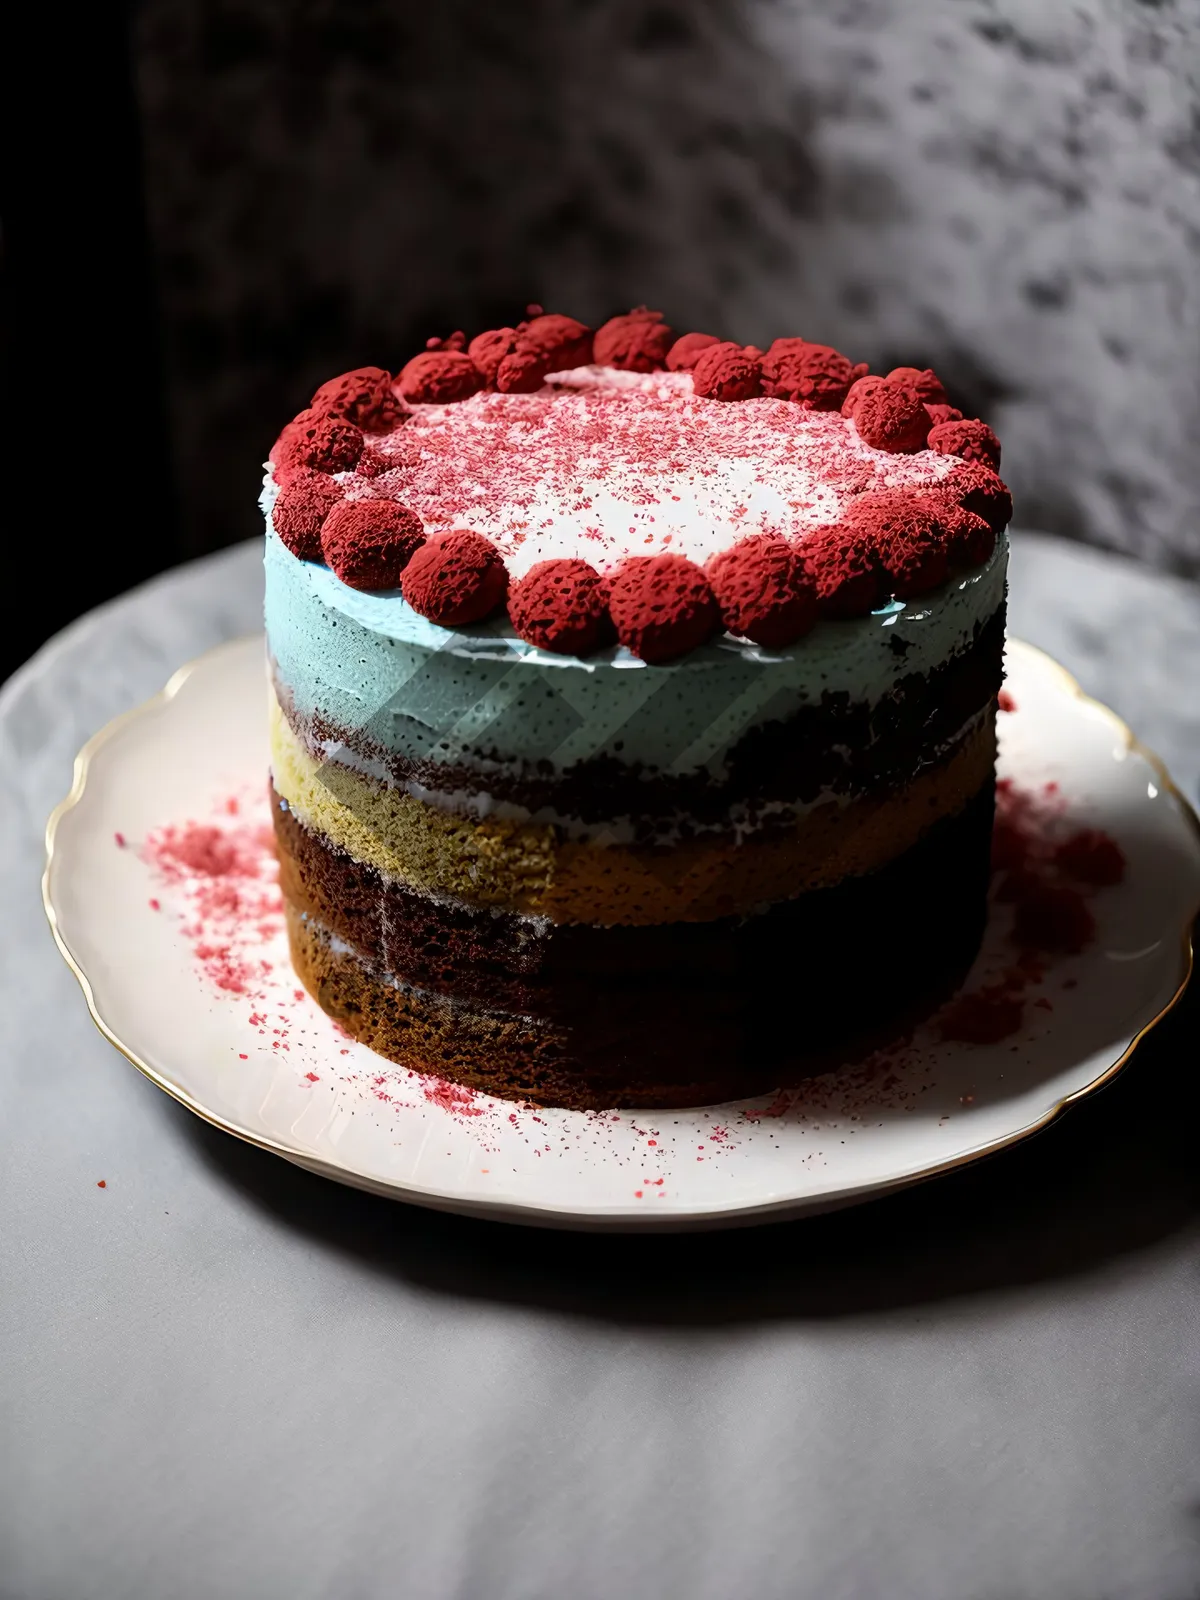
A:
[{"left": 2, "top": 534, "right": 1198, "bottom": 1600}]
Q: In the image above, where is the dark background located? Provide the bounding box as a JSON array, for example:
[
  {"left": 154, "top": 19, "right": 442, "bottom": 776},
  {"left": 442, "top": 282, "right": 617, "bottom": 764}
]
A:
[{"left": 7, "top": 0, "right": 1200, "bottom": 686}]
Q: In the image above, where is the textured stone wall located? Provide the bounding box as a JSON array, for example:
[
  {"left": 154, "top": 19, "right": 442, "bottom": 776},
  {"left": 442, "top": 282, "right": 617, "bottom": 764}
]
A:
[{"left": 136, "top": 0, "right": 1200, "bottom": 573}]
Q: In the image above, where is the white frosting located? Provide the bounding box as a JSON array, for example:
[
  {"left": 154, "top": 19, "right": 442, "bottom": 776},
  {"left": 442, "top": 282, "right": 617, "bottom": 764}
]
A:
[{"left": 341, "top": 366, "right": 960, "bottom": 579}]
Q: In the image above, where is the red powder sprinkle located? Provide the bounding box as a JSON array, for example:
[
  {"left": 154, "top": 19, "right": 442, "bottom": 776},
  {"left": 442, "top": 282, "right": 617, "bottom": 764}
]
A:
[
  {"left": 239, "top": 1053, "right": 248, "bottom": 1059},
  {"left": 705, "top": 534, "right": 818, "bottom": 646},
  {"left": 593, "top": 307, "right": 673, "bottom": 372},
  {"left": 690, "top": 342, "right": 762, "bottom": 402},
  {"left": 401, "top": 528, "right": 509, "bottom": 625},
  {"left": 605, "top": 552, "right": 720, "bottom": 662},
  {"left": 998, "top": 689, "right": 1017, "bottom": 713},
  {"left": 320, "top": 499, "right": 426, "bottom": 590},
  {"left": 422, "top": 1077, "right": 486, "bottom": 1117},
  {"left": 142, "top": 814, "right": 282, "bottom": 1000},
  {"left": 148, "top": 898, "right": 160, "bottom": 911},
  {"left": 1012, "top": 880, "right": 1096, "bottom": 953},
  {"left": 97, "top": 1180, "right": 106, "bottom": 1188},
  {"left": 666, "top": 331, "right": 721, "bottom": 371},
  {"left": 114, "top": 832, "right": 126, "bottom": 848},
  {"left": 1054, "top": 828, "right": 1126, "bottom": 887},
  {"left": 304, "top": 1071, "right": 320, "bottom": 1083},
  {"left": 939, "top": 987, "right": 1025, "bottom": 1044},
  {"left": 397, "top": 350, "right": 484, "bottom": 405},
  {"left": 928, "top": 417, "right": 1001, "bottom": 470},
  {"left": 508, "top": 558, "right": 610, "bottom": 655}
]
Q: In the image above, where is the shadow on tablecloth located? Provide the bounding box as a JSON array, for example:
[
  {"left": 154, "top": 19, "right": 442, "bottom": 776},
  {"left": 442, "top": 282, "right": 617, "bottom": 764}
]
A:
[{"left": 171, "top": 942, "right": 1199, "bottom": 1325}]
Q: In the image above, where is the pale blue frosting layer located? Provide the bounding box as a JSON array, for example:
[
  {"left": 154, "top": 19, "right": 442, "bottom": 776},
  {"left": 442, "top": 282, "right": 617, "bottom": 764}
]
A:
[{"left": 264, "top": 526, "right": 1007, "bottom": 779}]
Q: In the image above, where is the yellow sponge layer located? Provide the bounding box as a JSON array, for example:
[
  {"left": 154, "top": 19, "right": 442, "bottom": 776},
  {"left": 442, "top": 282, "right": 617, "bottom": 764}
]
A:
[{"left": 269, "top": 692, "right": 995, "bottom": 926}]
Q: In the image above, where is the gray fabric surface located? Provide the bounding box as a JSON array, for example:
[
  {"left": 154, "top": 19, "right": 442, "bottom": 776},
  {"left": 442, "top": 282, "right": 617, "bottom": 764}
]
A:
[{"left": 2, "top": 534, "right": 1198, "bottom": 1600}]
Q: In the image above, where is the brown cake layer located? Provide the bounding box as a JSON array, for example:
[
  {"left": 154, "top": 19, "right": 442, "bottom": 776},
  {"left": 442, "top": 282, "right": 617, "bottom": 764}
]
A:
[
  {"left": 275, "top": 607, "right": 1004, "bottom": 840},
  {"left": 281, "top": 784, "right": 995, "bottom": 1109}
]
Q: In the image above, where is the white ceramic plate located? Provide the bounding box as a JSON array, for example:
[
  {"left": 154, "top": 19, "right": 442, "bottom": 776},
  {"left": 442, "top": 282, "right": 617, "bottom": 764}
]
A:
[{"left": 44, "top": 637, "right": 1199, "bottom": 1230}]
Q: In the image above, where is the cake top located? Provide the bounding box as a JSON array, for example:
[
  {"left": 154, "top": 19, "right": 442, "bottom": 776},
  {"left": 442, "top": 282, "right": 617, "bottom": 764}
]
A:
[{"left": 265, "top": 306, "right": 1010, "bottom": 663}]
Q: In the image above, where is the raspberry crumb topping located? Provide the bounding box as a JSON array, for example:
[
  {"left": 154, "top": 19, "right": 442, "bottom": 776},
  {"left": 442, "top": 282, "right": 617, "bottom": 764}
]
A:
[
  {"left": 924, "top": 402, "right": 964, "bottom": 428},
  {"left": 937, "top": 461, "right": 1013, "bottom": 532},
  {"left": 401, "top": 529, "right": 509, "bottom": 625},
  {"left": 398, "top": 350, "right": 484, "bottom": 405},
  {"left": 283, "top": 413, "right": 365, "bottom": 474},
  {"left": 928, "top": 417, "right": 1001, "bottom": 470},
  {"left": 803, "top": 521, "right": 882, "bottom": 619},
  {"left": 268, "top": 304, "right": 1007, "bottom": 656},
  {"left": 705, "top": 535, "right": 818, "bottom": 647},
  {"left": 467, "top": 328, "right": 518, "bottom": 386},
  {"left": 851, "top": 384, "right": 931, "bottom": 453},
  {"left": 760, "top": 339, "right": 868, "bottom": 410},
  {"left": 843, "top": 490, "right": 948, "bottom": 598},
  {"left": 311, "top": 367, "right": 406, "bottom": 433},
  {"left": 518, "top": 313, "right": 593, "bottom": 373},
  {"left": 593, "top": 308, "right": 674, "bottom": 372},
  {"left": 690, "top": 341, "right": 763, "bottom": 402},
  {"left": 605, "top": 553, "right": 719, "bottom": 662},
  {"left": 886, "top": 366, "right": 948, "bottom": 405},
  {"left": 508, "top": 559, "right": 610, "bottom": 655},
  {"left": 666, "top": 332, "right": 721, "bottom": 372},
  {"left": 320, "top": 500, "right": 425, "bottom": 590},
  {"left": 272, "top": 470, "right": 343, "bottom": 561}
]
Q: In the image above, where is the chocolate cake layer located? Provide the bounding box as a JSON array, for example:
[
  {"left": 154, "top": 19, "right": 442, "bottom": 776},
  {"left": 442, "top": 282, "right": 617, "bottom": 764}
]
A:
[
  {"left": 275, "top": 606, "right": 1005, "bottom": 840},
  {"left": 283, "top": 785, "right": 995, "bottom": 1109}
]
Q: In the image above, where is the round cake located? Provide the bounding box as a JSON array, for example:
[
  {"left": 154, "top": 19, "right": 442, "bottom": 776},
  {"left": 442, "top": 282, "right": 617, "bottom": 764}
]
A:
[{"left": 263, "top": 309, "right": 1011, "bottom": 1108}]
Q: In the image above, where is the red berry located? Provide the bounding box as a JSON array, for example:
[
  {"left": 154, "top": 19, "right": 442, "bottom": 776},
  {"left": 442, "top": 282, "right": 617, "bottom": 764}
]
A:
[
  {"left": 932, "top": 498, "right": 996, "bottom": 569},
  {"left": 803, "top": 522, "right": 882, "bottom": 619},
  {"left": 271, "top": 471, "right": 343, "bottom": 561},
  {"left": 495, "top": 349, "right": 549, "bottom": 393},
  {"left": 666, "top": 332, "right": 721, "bottom": 372},
  {"left": 320, "top": 500, "right": 426, "bottom": 591},
  {"left": 705, "top": 536, "right": 818, "bottom": 647},
  {"left": 760, "top": 339, "right": 867, "bottom": 409},
  {"left": 927, "top": 417, "right": 1001, "bottom": 470},
  {"left": 508, "top": 559, "right": 609, "bottom": 655},
  {"left": 843, "top": 490, "right": 948, "bottom": 598},
  {"left": 937, "top": 461, "right": 1013, "bottom": 532},
  {"left": 467, "top": 328, "right": 517, "bottom": 386},
  {"left": 593, "top": 308, "right": 674, "bottom": 372},
  {"left": 397, "top": 350, "right": 484, "bottom": 405},
  {"left": 841, "top": 373, "right": 889, "bottom": 419},
  {"left": 886, "top": 366, "right": 948, "bottom": 405},
  {"left": 279, "top": 412, "right": 365, "bottom": 473},
  {"left": 690, "top": 342, "right": 763, "bottom": 402},
  {"left": 924, "top": 401, "right": 964, "bottom": 428},
  {"left": 517, "top": 313, "right": 593, "bottom": 372},
  {"left": 310, "top": 367, "right": 406, "bottom": 433},
  {"left": 401, "top": 529, "right": 509, "bottom": 625},
  {"left": 852, "top": 384, "right": 930, "bottom": 452},
  {"left": 605, "top": 553, "right": 719, "bottom": 662}
]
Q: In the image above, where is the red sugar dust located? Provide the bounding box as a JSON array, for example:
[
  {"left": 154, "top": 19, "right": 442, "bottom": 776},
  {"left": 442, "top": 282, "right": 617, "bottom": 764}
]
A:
[
  {"left": 422, "top": 1078, "right": 486, "bottom": 1117},
  {"left": 141, "top": 813, "right": 282, "bottom": 999}
]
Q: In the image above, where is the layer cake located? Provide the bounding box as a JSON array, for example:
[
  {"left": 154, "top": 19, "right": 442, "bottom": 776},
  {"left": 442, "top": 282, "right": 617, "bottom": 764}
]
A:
[{"left": 263, "top": 310, "right": 1011, "bottom": 1108}]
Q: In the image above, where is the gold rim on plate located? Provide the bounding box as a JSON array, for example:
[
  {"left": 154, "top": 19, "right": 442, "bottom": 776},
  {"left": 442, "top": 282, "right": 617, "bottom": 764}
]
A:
[{"left": 41, "top": 635, "right": 1200, "bottom": 1227}]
